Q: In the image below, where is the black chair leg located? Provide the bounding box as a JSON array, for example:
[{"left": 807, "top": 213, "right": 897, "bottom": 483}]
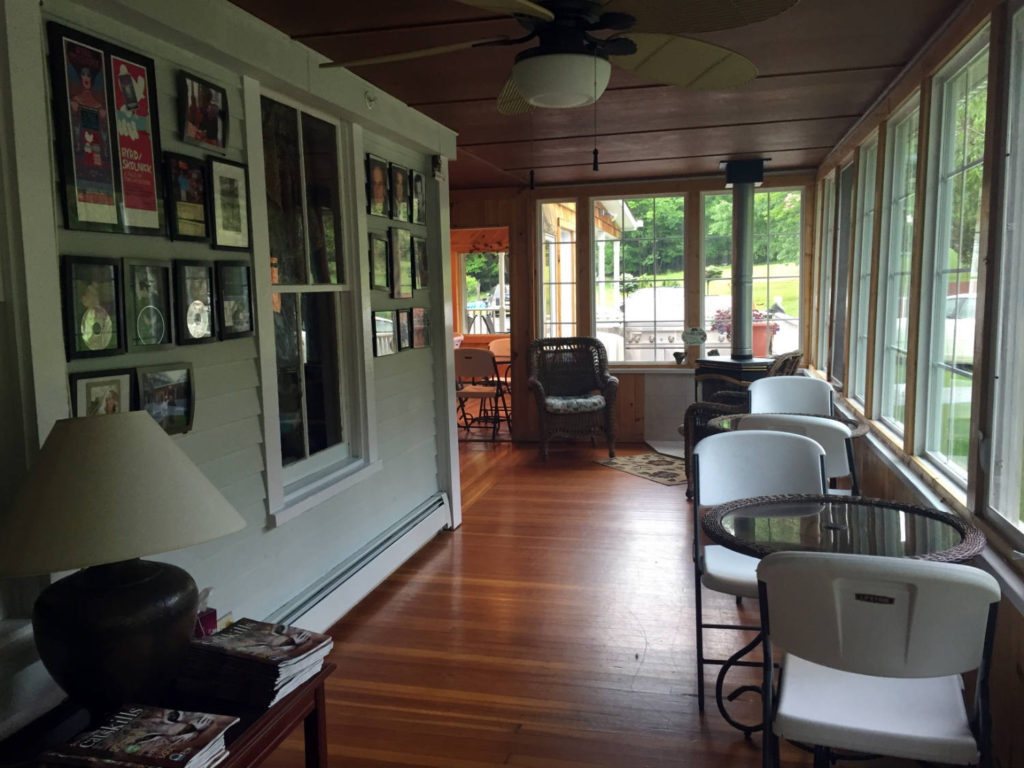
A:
[{"left": 694, "top": 565, "right": 705, "bottom": 712}]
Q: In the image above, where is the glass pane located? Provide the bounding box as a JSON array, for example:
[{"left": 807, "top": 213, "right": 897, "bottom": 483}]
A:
[
  {"left": 302, "top": 114, "right": 342, "bottom": 284},
  {"left": 261, "top": 97, "right": 307, "bottom": 284},
  {"left": 274, "top": 293, "right": 305, "bottom": 465},
  {"left": 653, "top": 196, "right": 685, "bottom": 239},
  {"left": 540, "top": 202, "right": 576, "bottom": 339},
  {"left": 301, "top": 293, "right": 343, "bottom": 455}
]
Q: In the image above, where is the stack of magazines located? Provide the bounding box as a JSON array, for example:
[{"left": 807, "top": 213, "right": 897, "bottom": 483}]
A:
[
  {"left": 40, "top": 706, "right": 238, "bottom": 768},
  {"left": 177, "top": 618, "right": 333, "bottom": 708}
]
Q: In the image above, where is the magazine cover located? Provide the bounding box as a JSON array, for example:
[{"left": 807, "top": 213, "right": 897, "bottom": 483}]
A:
[
  {"left": 192, "top": 618, "right": 331, "bottom": 664},
  {"left": 51, "top": 706, "right": 237, "bottom": 768}
]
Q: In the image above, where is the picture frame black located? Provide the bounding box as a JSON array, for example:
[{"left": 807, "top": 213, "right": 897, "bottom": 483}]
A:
[
  {"left": 124, "top": 259, "right": 174, "bottom": 351},
  {"left": 69, "top": 368, "right": 136, "bottom": 417},
  {"left": 390, "top": 163, "right": 411, "bottom": 222},
  {"left": 412, "top": 170, "right": 426, "bottom": 225},
  {"left": 46, "top": 23, "right": 165, "bottom": 235},
  {"left": 177, "top": 70, "right": 228, "bottom": 150},
  {"left": 412, "top": 307, "right": 430, "bottom": 349},
  {"left": 164, "top": 152, "right": 208, "bottom": 241},
  {"left": 369, "top": 233, "right": 390, "bottom": 291},
  {"left": 215, "top": 261, "right": 254, "bottom": 339},
  {"left": 61, "top": 255, "right": 125, "bottom": 359},
  {"left": 413, "top": 236, "right": 429, "bottom": 289},
  {"left": 207, "top": 156, "right": 250, "bottom": 250},
  {"left": 397, "top": 309, "right": 413, "bottom": 351},
  {"left": 390, "top": 228, "right": 413, "bottom": 299},
  {"left": 175, "top": 260, "right": 217, "bottom": 344},
  {"left": 137, "top": 362, "right": 195, "bottom": 435},
  {"left": 366, "top": 154, "right": 389, "bottom": 217},
  {"left": 372, "top": 310, "right": 397, "bottom": 357}
]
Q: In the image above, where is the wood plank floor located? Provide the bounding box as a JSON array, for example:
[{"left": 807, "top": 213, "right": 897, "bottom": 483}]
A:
[{"left": 264, "top": 441, "right": 913, "bottom": 768}]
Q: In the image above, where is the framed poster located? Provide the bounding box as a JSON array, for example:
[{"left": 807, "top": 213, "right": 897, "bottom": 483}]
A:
[
  {"left": 412, "top": 307, "right": 430, "bottom": 349},
  {"left": 411, "top": 170, "right": 426, "bottom": 224},
  {"left": 215, "top": 262, "right": 254, "bottom": 339},
  {"left": 366, "top": 154, "right": 389, "bottom": 217},
  {"left": 369, "top": 233, "right": 390, "bottom": 291},
  {"left": 137, "top": 363, "right": 194, "bottom": 435},
  {"left": 61, "top": 255, "right": 124, "bottom": 359},
  {"left": 390, "top": 228, "right": 413, "bottom": 299},
  {"left": 397, "top": 309, "right": 413, "bottom": 351},
  {"left": 124, "top": 259, "right": 174, "bottom": 351},
  {"left": 372, "top": 310, "right": 397, "bottom": 357},
  {"left": 390, "top": 163, "right": 411, "bottom": 221},
  {"left": 164, "top": 153, "right": 208, "bottom": 240},
  {"left": 69, "top": 369, "right": 135, "bottom": 417},
  {"left": 175, "top": 260, "right": 216, "bottom": 344},
  {"left": 208, "top": 157, "right": 250, "bottom": 250},
  {"left": 177, "top": 71, "right": 228, "bottom": 150},
  {"left": 413, "top": 236, "right": 429, "bottom": 289}
]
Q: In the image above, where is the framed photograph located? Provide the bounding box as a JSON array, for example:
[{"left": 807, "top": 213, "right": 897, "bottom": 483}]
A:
[
  {"left": 177, "top": 71, "right": 228, "bottom": 149},
  {"left": 397, "top": 309, "right": 413, "bottom": 351},
  {"left": 412, "top": 307, "right": 430, "bottom": 349},
  {"left": 124, "top": 259, "right": 174, "bottom": 351},
  {"left": 175, "top": 260, "right": 216, "bottom": 344},
  {"left": 372, "top": 310, "right": 397, "bottom": 357},
  {"left": 412, "top": 170, "right": 426, "bottom": 224},
  {"left": 61, "top": 255, "right": 124, "bottom": 359},
  {"left": 164, "top": 152, "right": 208, "bottom": 240},
  {"left": 390, "top": 228, "right": 413, "bottom": 299},
  {"left": 366, "top": 154, "right": 389, "bottom": 217},
  {"left": 215, "top": 262, "right": 253, "bottom": 339},
  {"left": 413, "top": 236, "right": 429, "bottom": 289},
  {"left": 390, "top": 163, "right": 411, "bottom": 221},
  {"left": 208, "top": 157, "right": 250, "bottom": 250},
  {"left": 137, "top": 363, "right": 194, "bottom": 435},
  {"left": 69, "top": 369, "right": 135, "bottom": 417},
  {"left": 369, "top": 233, "right": 390, "bottom": 291},
  {"left": 47, "top": 23, "right": 164, "bottom": 235}
]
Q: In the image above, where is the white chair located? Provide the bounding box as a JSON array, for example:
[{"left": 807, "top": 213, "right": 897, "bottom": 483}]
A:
[
  {"left": 736, "top": 413, "right": 858, "bottom": 495},
  {"left": 488, "top": 336, "right": 512, "bottom": 385},
  {"left": 757, "top": 552, "right": 1000, "bottom": 768},
  {"left": 691, "top": 430, "right": 827, "bottom": 718},
  {"left": 749, "top": 375, "right": 834, "bottom": 416},
  {"left": 454, "top": 348, "right": 509, "bottom": 440}
]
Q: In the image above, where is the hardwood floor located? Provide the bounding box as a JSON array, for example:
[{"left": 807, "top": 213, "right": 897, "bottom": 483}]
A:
[{"left": 265, "top": 441, "right": 912, "bottom": 768}]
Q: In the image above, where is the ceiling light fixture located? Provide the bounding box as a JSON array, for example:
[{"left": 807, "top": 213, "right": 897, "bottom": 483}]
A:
[{"left": 512, "top": 51, "right": 611, "bottom": 109}]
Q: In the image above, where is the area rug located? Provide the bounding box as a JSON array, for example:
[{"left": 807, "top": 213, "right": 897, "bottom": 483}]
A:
[{"left": 596, "top": 452, "right": 687, "bottom": 485}]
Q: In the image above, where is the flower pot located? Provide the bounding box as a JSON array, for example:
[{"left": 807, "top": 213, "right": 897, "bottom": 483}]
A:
[{"left": 752, "top": 322, "right": 769, "bottom": 357}]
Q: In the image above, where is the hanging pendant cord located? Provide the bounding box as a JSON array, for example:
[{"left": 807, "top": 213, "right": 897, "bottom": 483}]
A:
[{"left": 592, "top": 55, "right": 600, "bottom": 172}]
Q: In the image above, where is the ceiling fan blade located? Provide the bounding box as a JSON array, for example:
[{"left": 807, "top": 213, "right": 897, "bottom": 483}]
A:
[
  {"left": 612, "top": 33, "right": 757, "bottom": 90},
  {"left": 320, "top": 37, "right": 509, "bottom": 68},
  {"left": 455, "top": 0, "right": 555, "bottom": 22},
  {"left": 497, "top": 76, "right": 535, "bottom": 115},
  {"left": 600, "top": 0, "right": 798, "bottom": 34}
]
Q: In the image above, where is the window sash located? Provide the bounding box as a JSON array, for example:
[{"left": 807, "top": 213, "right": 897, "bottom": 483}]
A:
[{"left": 850, "top": 138, "right": 878, "bottom": 403}]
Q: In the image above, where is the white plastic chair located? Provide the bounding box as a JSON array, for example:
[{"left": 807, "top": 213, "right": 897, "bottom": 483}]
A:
[
  {"left": 736, "top": 412, "right": 858, "bottom": 494},
  {"left": 454, "top": 348, "right": 509, "bottom": 440},
  {"left": 749, "top": 375, "right": 834, "bottom": 416},
  {"left": 757, "top": 552, "right": 1000, "bottom": 768},
  {"left": 690, "top": 430, "right": 827, "bottom": 718},
  {"left": 488, "top": 336, "right": 512, "bottom": 385}
]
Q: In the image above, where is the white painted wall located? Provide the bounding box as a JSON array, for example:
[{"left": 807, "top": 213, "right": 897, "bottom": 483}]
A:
[{"left": 642, "top": 370, "right": 695, "bottom": 443}]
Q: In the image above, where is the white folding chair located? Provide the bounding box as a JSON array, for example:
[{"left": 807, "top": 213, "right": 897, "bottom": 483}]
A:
[
  {"left": 757, "top": 552, "right": 999, "bottom": 768},
  {"left": 749, "top": 375, "right": 834, "bottom": 416},
  {"left": 454, "top": 348, "right": 509, "bottom": 440},
  {"left": 736, "top": 412, "right": 858, "bottom": 495},
  {"left": 691, "top": 430, "right": 827, "bottom": 720}
]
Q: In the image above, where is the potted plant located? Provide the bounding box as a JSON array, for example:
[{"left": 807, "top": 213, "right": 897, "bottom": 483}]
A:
[{"left": 709, "top": 308, "right": 780, "bottom": 356}]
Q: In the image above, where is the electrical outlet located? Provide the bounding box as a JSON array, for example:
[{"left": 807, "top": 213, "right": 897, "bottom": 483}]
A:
[{"left": 216, "top": 612, "right": 233, "bottom": 630}]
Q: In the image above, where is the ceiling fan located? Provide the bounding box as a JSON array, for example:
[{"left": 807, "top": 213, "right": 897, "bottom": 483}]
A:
[{"left": 320, "top": 0, "right": 799, "bottom": 114}]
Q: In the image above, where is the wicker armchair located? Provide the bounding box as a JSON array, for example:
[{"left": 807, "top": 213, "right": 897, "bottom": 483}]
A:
[{"left": 528, "top": 337, "right": 618, "bottom": 461}]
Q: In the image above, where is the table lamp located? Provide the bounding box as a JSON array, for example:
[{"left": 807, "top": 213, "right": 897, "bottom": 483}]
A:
[{"left": 0, "top": 411, "right": 246, "bottom": 716}]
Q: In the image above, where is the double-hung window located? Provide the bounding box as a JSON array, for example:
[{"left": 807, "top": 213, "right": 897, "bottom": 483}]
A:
[
  {"left": 849, "top": 135, "right": 879, "bottom": 404},
  {"left": 540, "top": 201, "right": 577, "bottom": 338},
  {"left": 921, "top": 31, "right": 989, "bottom": 480},
  {"left": 815, "top": 174, "right": 836, "bottom": 367}
]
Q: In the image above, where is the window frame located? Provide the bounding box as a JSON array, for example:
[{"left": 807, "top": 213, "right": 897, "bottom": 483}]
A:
[
  {"left": 815, "top": 172, "right": 837, "bottom": 369},
  {"left": 849, "top": 133, "right": 879, "bottom": 404},
  {"left": 538, "top": 198, "right": 579, "bottom": 339}
]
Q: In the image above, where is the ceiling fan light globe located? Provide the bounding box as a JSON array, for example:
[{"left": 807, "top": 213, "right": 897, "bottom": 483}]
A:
[{"left": 512, "top": 53, "right": 611, "bottom": 108}]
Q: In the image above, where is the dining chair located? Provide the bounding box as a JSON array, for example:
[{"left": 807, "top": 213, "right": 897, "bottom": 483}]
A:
[
  {"left": 736, "top": 412, "right": 858, "bottom": 494},
  {"left": 454, "top": 348, "right": 509, "bottom": 440},
  {"left": 488, "top": 336, "right": 512, "bottom": 385},
  {"left": 757, "top": 551, "right": 1000, "bottom": 768},
  {"left": 749, "top": 375, "right": 834, "bottom": 416},
  {"left": 690, "top": 430, "right": 827, "bottom": 718}
]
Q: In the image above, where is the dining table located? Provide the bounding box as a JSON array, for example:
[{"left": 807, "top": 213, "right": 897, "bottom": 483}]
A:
[{"left": 707, "top": 410, "right": 870, "bottom": 438}]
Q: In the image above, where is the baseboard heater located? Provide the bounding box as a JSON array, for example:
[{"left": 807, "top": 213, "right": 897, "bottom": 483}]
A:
[{"left": 267, "top": 492, "right": 450, "bottom": 629}]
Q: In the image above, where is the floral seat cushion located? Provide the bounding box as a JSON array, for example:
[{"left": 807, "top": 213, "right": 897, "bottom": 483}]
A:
[{"left": 544, "top": 394, "right": 606, "bottom": 414}]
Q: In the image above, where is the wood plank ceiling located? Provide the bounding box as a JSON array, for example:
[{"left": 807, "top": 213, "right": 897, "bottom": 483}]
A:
[{"left": 228, "top": 0, "right": 965, "bottom": 190}]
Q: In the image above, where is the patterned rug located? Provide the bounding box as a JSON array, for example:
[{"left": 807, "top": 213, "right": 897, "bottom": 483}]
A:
[{"left": 596, "top": 452, "right": 687, "bottom": 486}]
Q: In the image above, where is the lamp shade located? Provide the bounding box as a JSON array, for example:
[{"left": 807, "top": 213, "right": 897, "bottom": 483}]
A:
[
  {"left": 512, "top": 52, "right": 611, "bottom": 108},
  {"left": 0, "top": 411, "right": 246, "bottom": 577}
]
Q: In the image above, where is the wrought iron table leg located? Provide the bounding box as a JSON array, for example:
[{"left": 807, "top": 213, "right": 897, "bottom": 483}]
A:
[{"left": 714, "top": 631, "right": 765, "bottom": 736}]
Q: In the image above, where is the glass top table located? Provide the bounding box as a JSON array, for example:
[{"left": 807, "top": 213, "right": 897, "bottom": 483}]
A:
[
  {"left": 707, "top": 411, "right": 870, "bottom": 437},
  {"left": 701, "top": 493, "right": 985, "bottom": 563}
]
